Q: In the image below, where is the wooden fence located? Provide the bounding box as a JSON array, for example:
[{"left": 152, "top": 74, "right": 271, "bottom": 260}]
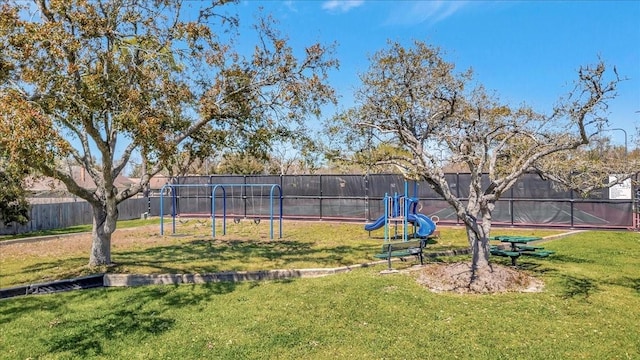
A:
[{"left": 0, "top": 198, "right": 148, "bottom": 235}]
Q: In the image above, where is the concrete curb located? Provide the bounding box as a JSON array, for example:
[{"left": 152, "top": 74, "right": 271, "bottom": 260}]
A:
[
  {"left": 103, "top": 262, "right": 389, "bottom": 287},
  {"left": 101, "top": 247, "right": 487, "bottom": 288}
]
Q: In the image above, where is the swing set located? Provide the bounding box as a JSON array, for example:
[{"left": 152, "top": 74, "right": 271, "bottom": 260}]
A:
[{"left": 159, "top": 183, "right": 283, "bottom": 239}]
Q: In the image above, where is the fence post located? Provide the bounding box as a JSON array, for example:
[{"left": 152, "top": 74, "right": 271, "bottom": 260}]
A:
[
  {"left": 570, "top": 200, "right": 575, "bottom": 228},
  {"left": 243, "top": 175, "right": 247, "bottom": 219},
  {"left": 364, "top": 174, "right": 370, "bottom": 221},
  {"left": 570, "top": 180, "right": 575, "bottom": 228},
  {"left": 510, "top": 186, "right": 514, "bottom": 226},
  {"left": 456, "top": 173, "right": 461, "bottom": 225},
  {"left": 319, "top": 174, "right": 323, "bottom": 220}
]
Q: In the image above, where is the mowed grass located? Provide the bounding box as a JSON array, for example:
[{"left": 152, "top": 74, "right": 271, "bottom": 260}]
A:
[
  {"left": 0, "top": 230, "right": 638, "bottom": 359},
  {"left": 1, "top": 221, "right": 638, "bottom": 359},
  {"left": 0, "top": 219, "right": 559, "bottom": 287},
  {"left": 0, "top": 218, "right": 160, "bottom": 241}
]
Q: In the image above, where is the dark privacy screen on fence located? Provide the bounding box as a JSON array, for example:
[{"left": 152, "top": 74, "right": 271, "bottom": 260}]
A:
[
  {"left": 154, "top": 173, "right": 636, "bottom": 229},
  {"left": 2, "top": 173, "right": 635, "bottom": 235}
]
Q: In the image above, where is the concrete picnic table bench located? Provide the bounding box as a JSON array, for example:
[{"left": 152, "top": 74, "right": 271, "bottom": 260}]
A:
[{"left": 489, "top": 235, "right": 555, "bottom": 266}]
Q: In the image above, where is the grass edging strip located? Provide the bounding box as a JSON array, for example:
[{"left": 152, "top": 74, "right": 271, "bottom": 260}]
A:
[
  {"left": 0, "top": 274, "right": 104, "bottom": 299},
  {"left": 103, "top": 262, "right": 389, "bottom": 287}
]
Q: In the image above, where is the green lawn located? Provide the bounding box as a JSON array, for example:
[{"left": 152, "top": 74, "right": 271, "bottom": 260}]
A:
[
  {"left": 1, "top": 223, "right": 638, "bottom": 359},
  {"left": 0, "top": 220, "right": 561, "bottom": 287}
]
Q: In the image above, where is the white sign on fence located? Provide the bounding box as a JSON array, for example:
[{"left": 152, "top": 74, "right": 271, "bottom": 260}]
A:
[{"left": 608, "top": 175, "right": 632, "bottom": 200}]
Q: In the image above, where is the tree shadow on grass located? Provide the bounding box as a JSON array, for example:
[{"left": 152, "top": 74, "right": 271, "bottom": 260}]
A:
[
  {"left": 110, "top": 238, "right": 379, "bottom": 274},
  {"left": 28, "top": 284, "right": 241, "bottom": 358},
  {"left": 604, "top": 276, "right": 640, "bottom": 294},
  {"left": 44, "top": 288, "right": 176, "bottom": 358},
  {"left": 39, "top": 277, "right": 282, "bottom": 358},
  {"left": 516, "top": 253, "right": 604, "bottom": 299},
  {"left": 520, "top": 252, "right": 639, "bottom": 297},
  {"left": 158, "top": 281, "right": 238, "bottom": 307},
  {"left": 47, "top": 306, "right": 175, "bottom": 358},
  {"left": 0, "top": 288, "right": 97, "bottom": 324},
  {"left": 0, "top": 289, "right": 173, "bottom": 358},
  {"left": 544, "top": 253, "right": 595, "bottom": 265},
  {"left": 560, "top": 275, "right": 598, "bottom": 301},
  {"left": 4, "top": 256, "right": 96, "bottom": 289},
  {"left": 5, "top": 237, "right": 381, "bottom": 293},
  {"left": 515, "top": 252, "right": 597, "bottom": 281},
  {"left": 1, "top": 278, "right": 241, "bottom": 328},
  {"left": 10, "top": 257, "right": 88, "bottom": 278}
]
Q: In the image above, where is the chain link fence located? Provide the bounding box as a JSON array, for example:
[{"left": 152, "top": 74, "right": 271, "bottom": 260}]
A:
[
  {"left": 2, "top": 173, "right": 635, "bottom": 235},
  {"left": 150, "top": 173, "right": 637, "bottom": 229}
]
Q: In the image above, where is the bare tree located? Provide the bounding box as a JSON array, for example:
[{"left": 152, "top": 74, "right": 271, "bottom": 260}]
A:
[{"left": 327, "top": 41, "right": 635, "bottom": 280}]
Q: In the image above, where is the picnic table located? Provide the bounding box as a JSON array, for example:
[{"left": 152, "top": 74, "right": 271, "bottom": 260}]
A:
[{"left": 489, "top": 235, "right": 555, "bottom": 266}]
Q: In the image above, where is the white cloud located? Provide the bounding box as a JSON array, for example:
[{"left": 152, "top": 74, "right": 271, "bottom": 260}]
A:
[
  {"left": 283, "top": 1, "right": 298, "bottom": 13},
  {"left": 322, "top": 0, "right": 365, "bottom": 13},
  {"left": 386, "top": 1, "right": 468, "bottom": 25}
]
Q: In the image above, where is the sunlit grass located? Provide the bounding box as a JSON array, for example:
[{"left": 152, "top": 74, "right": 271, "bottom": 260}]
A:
[
  {"left": 1, "top": 229, "right": 638, "bottom": 359},
  {"left": 0, "top": 219, "right": 565, "bottom": 287}
]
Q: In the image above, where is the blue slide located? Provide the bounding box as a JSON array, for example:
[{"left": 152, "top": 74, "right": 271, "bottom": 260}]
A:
[
  {"left": 364, "top": 215, "right": 387, "bottom": 232},
  {"left": 364, "top": 212, "right": 436, "bottom": 238},
  {"left": 407, "top": 213, "right": 437, "bottom": 238}
]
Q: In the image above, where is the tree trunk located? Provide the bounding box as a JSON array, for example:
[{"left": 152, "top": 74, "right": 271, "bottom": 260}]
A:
[
  {"left": 463, "top": 200, "right": 493, "bottom": 277},
  {"left": 88, "top": 200, "right": 118, "bottom": 266},
  {"left": 467, "top": 226, "right": 490, "bottom": 272}
]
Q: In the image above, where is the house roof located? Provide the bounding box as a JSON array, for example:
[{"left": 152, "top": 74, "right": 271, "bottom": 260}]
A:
[
  {"left": 26, "top": 166, "right": 135, "bottom": 193},
  {"left": 127, "top": 176, "right": 172, "bottom": 190}
]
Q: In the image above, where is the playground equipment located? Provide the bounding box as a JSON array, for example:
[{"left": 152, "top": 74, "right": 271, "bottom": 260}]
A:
[
  {"left": 159, "top": 183, "right": 283, "bottom": 239},
  {"left": 364, "top": 181, "right": 437, "bottom": 241}
]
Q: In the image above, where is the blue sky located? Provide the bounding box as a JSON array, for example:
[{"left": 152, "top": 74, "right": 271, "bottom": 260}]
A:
[{"left": 234, "top": 0, "right": 639, "bottom": 149}]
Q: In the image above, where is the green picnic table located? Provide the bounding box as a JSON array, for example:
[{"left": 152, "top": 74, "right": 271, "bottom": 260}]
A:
[{"left": 489, "top": 236, "right": 554, "bottom": 266}]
